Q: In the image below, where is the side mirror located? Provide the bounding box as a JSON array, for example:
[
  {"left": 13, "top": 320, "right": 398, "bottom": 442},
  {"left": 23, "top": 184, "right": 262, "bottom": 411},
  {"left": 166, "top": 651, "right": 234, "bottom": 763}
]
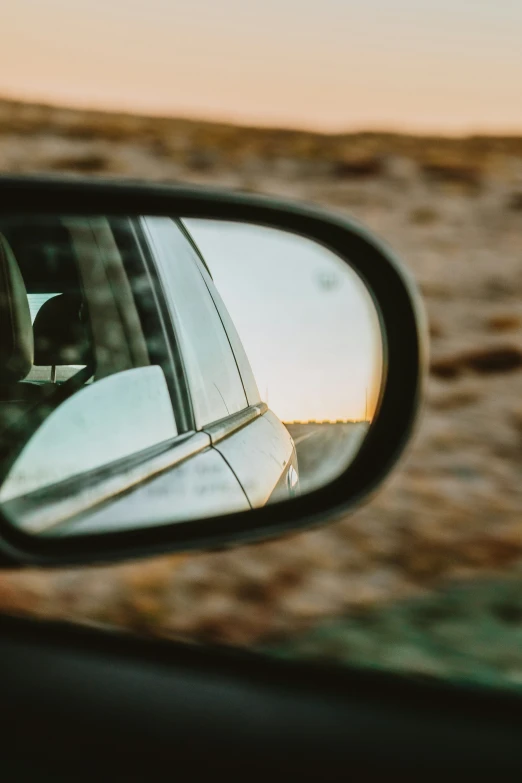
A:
[{"left": 0, "top": 176, "right": 427, "bottom": 567}]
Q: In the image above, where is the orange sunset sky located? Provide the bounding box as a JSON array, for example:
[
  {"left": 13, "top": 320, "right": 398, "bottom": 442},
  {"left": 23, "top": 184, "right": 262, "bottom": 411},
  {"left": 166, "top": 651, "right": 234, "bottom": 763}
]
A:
[{"left": 1, "top": 0, "right": 521, "bottom": 134}]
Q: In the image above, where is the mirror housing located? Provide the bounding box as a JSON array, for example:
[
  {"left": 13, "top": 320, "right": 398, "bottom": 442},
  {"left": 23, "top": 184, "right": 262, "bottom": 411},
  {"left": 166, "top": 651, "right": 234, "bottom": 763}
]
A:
[{"left": 0, "top": 175, "right": 427, "bottom": 567}]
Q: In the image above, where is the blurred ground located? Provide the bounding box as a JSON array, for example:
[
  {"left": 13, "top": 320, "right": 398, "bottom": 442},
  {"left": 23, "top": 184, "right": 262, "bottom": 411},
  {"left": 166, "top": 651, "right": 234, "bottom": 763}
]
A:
[
  {"left": 1, "top": 98, "right": 522, "bottom": 687},
  {"left": 269, "top": 566, "right": 522, "bottom": 690}
]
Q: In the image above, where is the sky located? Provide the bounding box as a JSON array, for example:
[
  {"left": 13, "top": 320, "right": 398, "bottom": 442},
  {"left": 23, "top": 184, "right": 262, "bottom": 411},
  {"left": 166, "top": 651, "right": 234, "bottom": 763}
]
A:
[
  {"left": 185, "top": 220, "right": 383, "bottom": 422},
  {"left": 1, "top": 0, "right": 522, "bottom": 133}
]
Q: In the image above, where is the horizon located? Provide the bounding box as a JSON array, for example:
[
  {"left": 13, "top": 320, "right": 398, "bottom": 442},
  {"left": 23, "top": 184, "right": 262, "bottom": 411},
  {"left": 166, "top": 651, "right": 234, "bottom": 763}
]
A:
[
  {"left": 2, "top": 91, "right": 522, "bottom": 140},
  {"left": 282, "top": 418, "right": 370, "bottom": 424},
  {"left": 0, "top": 92, "right": 522, "bottom": 141}
]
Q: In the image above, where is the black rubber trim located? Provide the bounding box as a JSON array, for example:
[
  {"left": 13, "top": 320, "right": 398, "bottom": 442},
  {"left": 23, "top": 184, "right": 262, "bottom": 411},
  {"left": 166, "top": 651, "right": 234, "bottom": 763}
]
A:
[
  {"left": 177, "top": 216, "right": 213, "bottom": 278},
  {"left": 0, "top": 176, "right": 427, "bottom": 567}
]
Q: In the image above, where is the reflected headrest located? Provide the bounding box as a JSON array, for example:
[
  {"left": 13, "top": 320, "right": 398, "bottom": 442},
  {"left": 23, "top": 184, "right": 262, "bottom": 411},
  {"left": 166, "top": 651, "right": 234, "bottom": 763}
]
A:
[
  {"left": 33, "top": 293, "right": 94, "bottom": 366},
  {"left": 0, "top": 233, "right": 33, "bottom": 382}
]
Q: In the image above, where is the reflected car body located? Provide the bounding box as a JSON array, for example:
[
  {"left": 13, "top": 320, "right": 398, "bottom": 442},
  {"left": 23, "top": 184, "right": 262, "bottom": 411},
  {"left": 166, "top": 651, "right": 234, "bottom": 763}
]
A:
[{"left": 0, "top": 215, "right": 298, "bottom": 534}]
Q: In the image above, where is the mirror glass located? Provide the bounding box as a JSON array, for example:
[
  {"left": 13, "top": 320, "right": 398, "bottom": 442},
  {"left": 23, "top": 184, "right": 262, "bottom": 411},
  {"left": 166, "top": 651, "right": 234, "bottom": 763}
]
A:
[{"left": 0, "top": 214, "right": 383, "bottom": 537}]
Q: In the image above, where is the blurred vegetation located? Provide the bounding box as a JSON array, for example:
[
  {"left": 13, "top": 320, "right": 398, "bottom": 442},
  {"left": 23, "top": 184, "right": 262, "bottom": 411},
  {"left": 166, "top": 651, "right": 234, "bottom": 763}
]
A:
[{"left": 2, "top": 96, "right": 522, "bottom": 180}]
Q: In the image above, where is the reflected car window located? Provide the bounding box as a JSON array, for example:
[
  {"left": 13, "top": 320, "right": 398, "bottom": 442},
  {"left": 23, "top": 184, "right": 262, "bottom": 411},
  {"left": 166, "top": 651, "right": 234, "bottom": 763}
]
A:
[{"left": 142, "top": 217, "right": 249, "bottom": 427}]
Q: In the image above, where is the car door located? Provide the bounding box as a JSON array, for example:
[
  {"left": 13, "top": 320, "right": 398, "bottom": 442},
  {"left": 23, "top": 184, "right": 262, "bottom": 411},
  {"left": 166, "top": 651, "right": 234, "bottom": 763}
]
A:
[
  {"left": 139, "top": 216, "right": 297, "bottom": 508},
  {"left": 192, "top": 241, "right": 299, "bottom": 505}
]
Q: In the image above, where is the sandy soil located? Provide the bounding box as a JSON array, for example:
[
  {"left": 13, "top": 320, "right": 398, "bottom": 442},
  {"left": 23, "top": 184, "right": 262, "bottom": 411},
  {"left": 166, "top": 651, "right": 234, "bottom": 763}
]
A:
[{"left": 1, "top": 98, "right": 522, "bottom": 684}]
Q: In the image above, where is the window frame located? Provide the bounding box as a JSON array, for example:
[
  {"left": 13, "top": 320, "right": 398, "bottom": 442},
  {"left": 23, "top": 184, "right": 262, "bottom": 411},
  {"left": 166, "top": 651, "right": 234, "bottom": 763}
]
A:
[
  {"left": 189, "top": 244, "right": 262, "bottom": 408},
  {"left": 139, "top": 216, "right": 250, "bottom": 431},
  {"left": 109, "top": 217, "right": 194, "bottom": 434},
  {"left": 175, "top": 219, "right": 259, "bottom": 405}
]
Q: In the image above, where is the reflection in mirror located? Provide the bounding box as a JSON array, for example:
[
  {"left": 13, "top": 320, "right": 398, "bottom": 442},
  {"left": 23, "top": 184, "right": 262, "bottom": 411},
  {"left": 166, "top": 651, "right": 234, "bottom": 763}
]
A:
[{"left": 0, "top": 214, "right": 383, "bottom": 538}]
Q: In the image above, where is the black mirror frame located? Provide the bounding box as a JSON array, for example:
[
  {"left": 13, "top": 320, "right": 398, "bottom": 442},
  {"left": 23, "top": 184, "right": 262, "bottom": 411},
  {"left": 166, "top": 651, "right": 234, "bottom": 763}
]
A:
[{"left": 0, "top": 175, "right": 428, "bottom": 567}]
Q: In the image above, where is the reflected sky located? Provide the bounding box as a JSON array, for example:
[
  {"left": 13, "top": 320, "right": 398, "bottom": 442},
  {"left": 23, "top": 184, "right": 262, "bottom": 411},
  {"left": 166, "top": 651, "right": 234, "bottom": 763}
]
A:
[{"left": 185, "top": 220, "right": 382, "bottom": 422}]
